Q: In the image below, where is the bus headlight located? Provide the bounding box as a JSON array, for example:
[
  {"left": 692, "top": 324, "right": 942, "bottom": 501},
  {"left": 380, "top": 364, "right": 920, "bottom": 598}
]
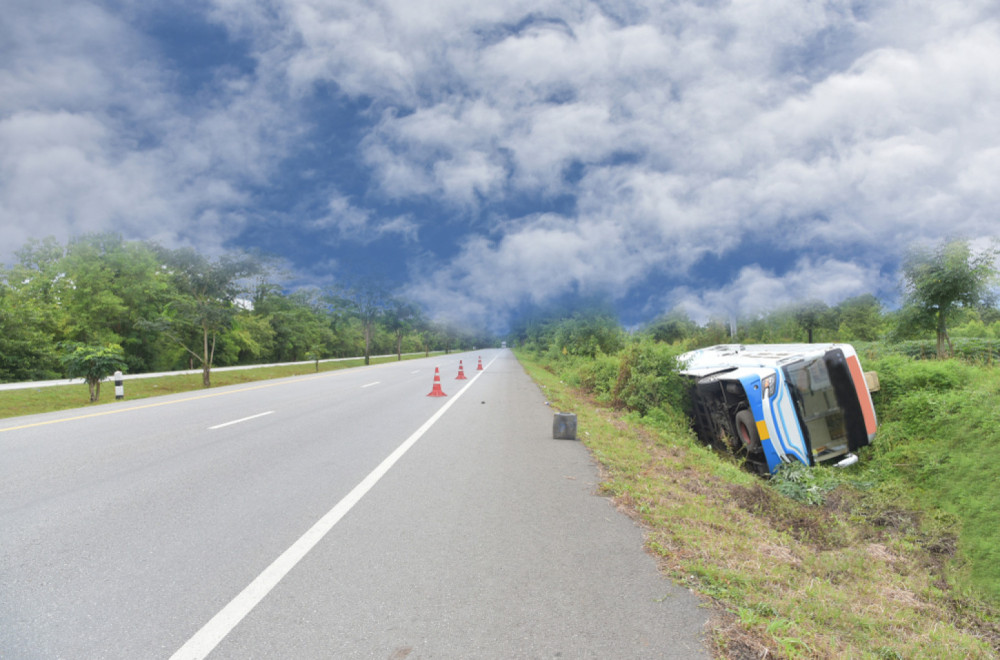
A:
[{"left": 762, "top": 374, "right": 776, "bottom": 398}]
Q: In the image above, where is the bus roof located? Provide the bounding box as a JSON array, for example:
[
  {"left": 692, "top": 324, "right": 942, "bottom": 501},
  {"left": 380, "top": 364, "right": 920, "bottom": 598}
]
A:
[{"left": 679, "top": 343, "right": 859, "bottom": 373}]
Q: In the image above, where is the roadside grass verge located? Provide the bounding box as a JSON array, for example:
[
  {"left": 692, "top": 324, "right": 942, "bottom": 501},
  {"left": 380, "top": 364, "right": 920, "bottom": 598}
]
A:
[
  {"left": 516, "top": 351, "right": 999, "bottom": 659},
  {"left": 0, "top": 353, "right": 444, "bottom": 420}
]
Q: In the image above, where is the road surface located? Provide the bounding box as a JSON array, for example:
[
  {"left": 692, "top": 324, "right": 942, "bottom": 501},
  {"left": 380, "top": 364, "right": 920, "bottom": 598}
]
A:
[{"left": 1, "top": 350, "right": 709, "bottom": 658}]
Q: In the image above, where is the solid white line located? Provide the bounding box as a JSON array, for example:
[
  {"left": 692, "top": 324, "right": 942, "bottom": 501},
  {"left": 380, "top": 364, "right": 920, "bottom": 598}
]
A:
[
  {"left": 361, "top": 381, "right": 380, "bottom": 388},
  {"left": 169, "top": 355, "right": 498, "bottom": 660},
  {"left": 208, "top": 411, "right": 274, "bottom": 430}
]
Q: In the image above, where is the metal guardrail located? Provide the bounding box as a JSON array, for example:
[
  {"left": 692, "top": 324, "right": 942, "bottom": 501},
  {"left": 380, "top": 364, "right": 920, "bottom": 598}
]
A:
[{"left": 0, "top": 353, "right": 429, "bottom": 391}]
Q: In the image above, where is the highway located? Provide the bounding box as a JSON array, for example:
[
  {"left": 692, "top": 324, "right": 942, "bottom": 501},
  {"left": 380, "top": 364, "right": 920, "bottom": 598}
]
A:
[{"left": 0, "top": 350, "right": 709, "bottom": 659}]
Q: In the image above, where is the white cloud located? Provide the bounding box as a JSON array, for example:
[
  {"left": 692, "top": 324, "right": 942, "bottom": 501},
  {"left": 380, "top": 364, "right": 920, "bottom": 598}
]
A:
[
  {"left": 670, "top": 258, "right": 888, "bottom": 325},
  {"left": 4, "top": 0, "right": 1000, "bottom": 330},
  {"left": 311, "top": 194, "right": 419, "bottom": 243},
  {"left": 0, "top": 0, "right": 300, "bottom": 262}
]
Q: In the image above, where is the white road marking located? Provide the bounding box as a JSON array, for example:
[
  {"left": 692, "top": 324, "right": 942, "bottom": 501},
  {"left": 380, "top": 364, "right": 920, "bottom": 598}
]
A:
[
  {"left": 169, "top": 354, "right": 499, "bottom": 660},
  {"left": 361, "top": 381, "right": 380, "bottom": 388},
  {"left": 208, "top": 411, "right": 274, "bottom": 430}
]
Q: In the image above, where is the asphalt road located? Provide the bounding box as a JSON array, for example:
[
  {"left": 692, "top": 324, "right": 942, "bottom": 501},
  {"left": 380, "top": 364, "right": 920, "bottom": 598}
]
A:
[{"left": 0, "top": 350, "right": 709, "bottom": 659}]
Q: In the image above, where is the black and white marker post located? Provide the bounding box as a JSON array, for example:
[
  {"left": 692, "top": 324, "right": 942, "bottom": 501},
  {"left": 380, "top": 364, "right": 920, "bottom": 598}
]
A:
[{"left": 114, "top": 370, "right": 124, "bottom": 400}]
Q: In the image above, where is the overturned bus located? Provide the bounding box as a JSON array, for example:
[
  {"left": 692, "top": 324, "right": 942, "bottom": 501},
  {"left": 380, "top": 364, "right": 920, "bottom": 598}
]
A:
[{"left": 678, "top": 344, "right": 878, "bottom": 474}]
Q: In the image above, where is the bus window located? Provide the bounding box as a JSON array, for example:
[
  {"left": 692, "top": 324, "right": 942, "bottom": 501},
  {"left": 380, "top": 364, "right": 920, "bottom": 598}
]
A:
[{"left": 783, "top": 357, "right": 850, "bottom": 463}]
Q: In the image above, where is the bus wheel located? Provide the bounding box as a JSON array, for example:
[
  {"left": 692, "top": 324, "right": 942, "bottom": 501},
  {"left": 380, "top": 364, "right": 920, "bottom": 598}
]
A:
[{"left": 734, "top": 410, "right": 761, "bottom": 452}]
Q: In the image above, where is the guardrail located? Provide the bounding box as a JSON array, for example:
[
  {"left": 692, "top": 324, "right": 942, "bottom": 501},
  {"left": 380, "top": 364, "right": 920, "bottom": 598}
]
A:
[{"left": 0, "top": 353, "right": 429, "bottom": 392}]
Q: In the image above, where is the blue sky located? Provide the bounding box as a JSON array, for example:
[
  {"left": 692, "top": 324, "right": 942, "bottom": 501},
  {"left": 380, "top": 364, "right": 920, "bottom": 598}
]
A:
[{"left": 3, "top": 0, "right": 999, "bottom": 332}]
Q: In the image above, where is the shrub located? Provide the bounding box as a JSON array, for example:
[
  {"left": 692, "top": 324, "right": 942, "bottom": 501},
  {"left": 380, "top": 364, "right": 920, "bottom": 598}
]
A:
[
  {"left": 574, "top": 353, "right": 619, "bottom": 399},
  {"left": 611, "top": 339, "right": 690, "bottom": 417}
]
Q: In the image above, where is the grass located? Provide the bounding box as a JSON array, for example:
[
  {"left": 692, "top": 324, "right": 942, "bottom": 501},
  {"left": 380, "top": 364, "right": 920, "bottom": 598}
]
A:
[
  {"left": 517, "top": 350, "right": 999, "bottom": 659},
  {"left": 0, "top": 353, "right": 443, "bottom": 420}
]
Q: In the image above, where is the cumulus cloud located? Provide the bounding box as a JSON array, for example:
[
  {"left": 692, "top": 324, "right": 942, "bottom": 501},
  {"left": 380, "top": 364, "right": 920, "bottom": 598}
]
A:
[
  {"left": 312, "top": 194, "right": 418, "bottom": 243},
  {"left": 0, "top": 0, "right": 296, "bottom": 259},
  {"left": 4, "top": 0, "right": 1000, "bottom": 331},
  {"left": 669, "top": 258, "right": 889, "bottom": 325}
]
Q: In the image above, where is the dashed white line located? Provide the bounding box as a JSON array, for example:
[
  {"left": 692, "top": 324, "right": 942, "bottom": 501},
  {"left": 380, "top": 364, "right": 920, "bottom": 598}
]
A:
[
  {"left": 208, "top": 411, "right": 274, "bottom": 430},
  {"left": 169, "top": 354, "right": 499, "bottom": 660},
  {"left": 361, "top": 381, "right": 380, "bottom": 388}
]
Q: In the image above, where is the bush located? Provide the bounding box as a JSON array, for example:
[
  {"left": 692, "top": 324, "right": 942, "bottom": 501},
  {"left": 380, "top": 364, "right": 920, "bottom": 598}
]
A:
[
  {"left": 868, "top": 354, "right": 970, "bottom": 408},
  {"left": 574, "top": 353, "right": 619, "bottom": 399},
  {"left": 611, "top": 340, "right": 690, "bottom": 417}
]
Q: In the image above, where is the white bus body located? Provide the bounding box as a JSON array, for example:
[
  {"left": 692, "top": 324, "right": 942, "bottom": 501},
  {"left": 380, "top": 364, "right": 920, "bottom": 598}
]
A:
[{"left": 679, "top": 344, "right": 877, "bottom": 474}]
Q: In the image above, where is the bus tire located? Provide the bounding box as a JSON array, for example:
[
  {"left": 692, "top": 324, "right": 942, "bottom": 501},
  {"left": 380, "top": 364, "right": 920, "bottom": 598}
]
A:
[{"left": 734, "top": 410, "right": 760, "bottom": 452}]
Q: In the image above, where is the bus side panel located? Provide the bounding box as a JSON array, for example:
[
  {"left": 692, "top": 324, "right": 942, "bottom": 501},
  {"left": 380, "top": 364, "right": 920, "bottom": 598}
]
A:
[
  {"left": 735, "top": 376, "right": 783, "bottom": 473},
  {"left": 767, "top": 373, "right": 811, "bottom": 466},
  {"left": 846, "top": 354, "right": 877, "bottom": 442}
]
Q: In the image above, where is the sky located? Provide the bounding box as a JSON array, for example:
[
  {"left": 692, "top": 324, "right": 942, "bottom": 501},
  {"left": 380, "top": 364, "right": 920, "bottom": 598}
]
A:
[{"left": 2, "top": 0, "right": 999, "bottom": 332}]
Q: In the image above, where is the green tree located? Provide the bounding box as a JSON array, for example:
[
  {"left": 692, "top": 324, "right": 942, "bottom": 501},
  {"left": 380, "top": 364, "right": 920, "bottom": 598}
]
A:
[
  {"left": 0, "top": 238, "right": 67, "bottom": 380},
  {"left": 384, "top": 299, "right": 421, "bottom": 360},
  {"left": 60, "top": 343, "right": 127, "bottom": 402},
  {"left": 836, "top": 294, "right": 884, "bottom": 341},
  {"left": 0, "top": 276, "right": 60, "bottom": 382},
  {"left": 147, "top": 248, "right": 265, "bottom": 387},
  {"left": 901, "top": 239, "right": 999, "bottom": 358},
  {"left": 551, "top": 311, "right": 624, "bottom": 358},
  {"left": 59, "top": 234, "right": 170, "bottom": 371},
  {"left": 791, "top": 300, "right": 835, "bottom": 343},
  {"left": 254, "top": 289, "right": 333, "bottom": 363},
  {"left": 333, "top": 279, "right": 390, "bottom": 365},
  {"left": 645, "top": 309, "right": 697, "bottom": 344}
]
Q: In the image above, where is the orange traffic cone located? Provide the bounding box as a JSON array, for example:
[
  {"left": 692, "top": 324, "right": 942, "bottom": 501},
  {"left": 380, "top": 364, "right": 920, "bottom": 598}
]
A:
[
  {"left": 427, "top": 367, "right": 447, "bottom": 397},
  {"left": 476, "top": 356, "right": 483, "bottom": 371},
  {"left": 456, "top": 360, "right": 467, "bottom": 380}
]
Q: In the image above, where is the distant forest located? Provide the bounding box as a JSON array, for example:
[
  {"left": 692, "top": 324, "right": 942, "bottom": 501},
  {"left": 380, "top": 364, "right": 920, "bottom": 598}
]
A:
[{"left": 0, "top": 233, "right": 494, "bottom": 384}]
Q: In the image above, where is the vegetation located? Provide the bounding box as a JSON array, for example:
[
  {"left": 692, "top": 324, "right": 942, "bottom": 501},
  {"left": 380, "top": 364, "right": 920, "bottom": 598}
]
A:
[
  {"left": 0, "top": 352, "right": 440, "bottom": 420},
  {"left": 512, "top": 299, "right": 1000, "bottom": 657},
  {"left": 899, "top": 238, "right": 999, "bottom": 359},
  {"left": 4, "top": 232, "right": 999, "bottom": 655},
  {"left": 0, "top": 233, "right": 494, "bottom": 387},
  {"left": 58, "top": 343, "right": 128, "bottom": 402}
]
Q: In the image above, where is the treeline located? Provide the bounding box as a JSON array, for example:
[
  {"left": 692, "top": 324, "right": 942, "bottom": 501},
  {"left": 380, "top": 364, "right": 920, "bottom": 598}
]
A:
[
  {"left": 0, "top": 234, "right": 494, "bottom": 385},
  {"left": 511, "top": 239, "right": 1000, "bottom": 361},
  {"left": 512, "top": 295, "right": 1000, "bottom": 361}
]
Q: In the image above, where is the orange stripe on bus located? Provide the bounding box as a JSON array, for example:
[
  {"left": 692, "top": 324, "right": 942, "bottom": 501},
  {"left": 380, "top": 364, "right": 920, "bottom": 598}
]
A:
[{"left": 846, "top": 355, "right": 877, "bottom": 436}]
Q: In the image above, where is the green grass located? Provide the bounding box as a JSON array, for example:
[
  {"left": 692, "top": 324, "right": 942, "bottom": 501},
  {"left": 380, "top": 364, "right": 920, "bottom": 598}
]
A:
[
  {"left": 858, "top": 355, "right": 1000, "bottom": 602},
  {"left": 518, "top": 349, "right": 999, "bottom": 659},
  {"left": 0, "top": 353, "right": 444, "bottom": 420}
]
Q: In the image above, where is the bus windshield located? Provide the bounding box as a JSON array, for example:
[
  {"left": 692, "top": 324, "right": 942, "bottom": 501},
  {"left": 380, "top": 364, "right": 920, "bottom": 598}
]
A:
[{"left": 783, "top": 355, "right": 850, "bottom": 463}]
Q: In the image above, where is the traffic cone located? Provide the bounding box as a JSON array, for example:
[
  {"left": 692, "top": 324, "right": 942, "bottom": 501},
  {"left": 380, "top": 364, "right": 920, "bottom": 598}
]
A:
[
  {"left": 476, "top": 356, "right": 483, "bottom": 371},
  {"left": 456, "top": 360, "right": 467, "bottom": 380},
  {"left": 427, "top": 367, "right": 447, "bottom": 397}
]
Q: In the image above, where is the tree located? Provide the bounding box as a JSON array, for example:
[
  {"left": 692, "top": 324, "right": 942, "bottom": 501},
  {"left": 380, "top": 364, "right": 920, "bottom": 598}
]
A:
[
  {"left": 384, "top": 299, "right": 421, "bottom": 360},
  {"left": 147, "top": 248, "right": 265, "bottom": 387},
  {"left": 645, "top": 309, "right": 697, "bottom": 344},
  {"left": 59, "top": 234, "right": 170, "bottom": 371},
  {"left": 333, "top": 279, "right": 390, "bottom": 365},
  {"left": 253, "top": 289, "right": 333, "bottom": 363},
  {"left": 901, "top": 238, "right": 999, "bottom": 359},
  {"left": 60, "top": 343, "right": 127, "bottom": 402},
  {"left": 836, "top": 294, "right": 884, "bottom": 341},
  {"left": 551, "top": 310, "right": 624, "bottom": 357},
  {"left": 791, "top": 300, "right": 834, "bottom": 344}
]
